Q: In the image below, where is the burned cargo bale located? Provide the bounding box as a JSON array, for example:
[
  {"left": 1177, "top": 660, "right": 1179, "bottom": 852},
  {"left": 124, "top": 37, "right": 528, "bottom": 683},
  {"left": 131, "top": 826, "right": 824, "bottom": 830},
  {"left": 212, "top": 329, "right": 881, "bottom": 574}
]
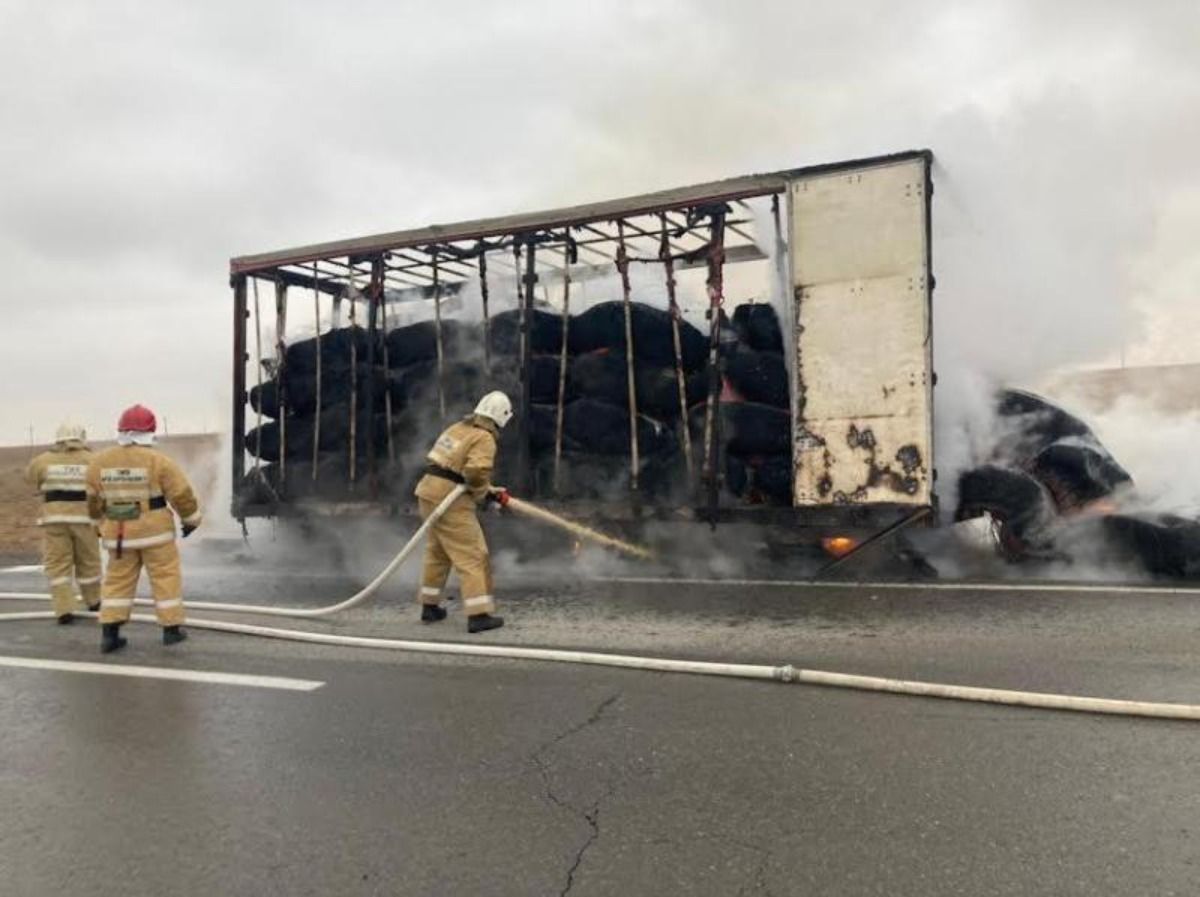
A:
[
  {"left": 994, "top": 389, "right": 1094, "bottom": 465},
  {"left": 726, "top": 454, "right": 793, "bottom": 504},
  {"left": 724, "top": 348, "right": 790, "bottom": 409},
  {"left": 1100, "top": 514, "right": 1200, "bottom": 579},
  {"left": 530, "top": 450, "right": 684, "bottom": 502},
  {"left": 731, "top": 303, "right": 784, "bottom": 354},
  {"left": 1030, "top": 441, "right": 1132, "bottom": 511},
  {"left": 245, "top": 419, "right": 312, "bottom": 464},
  {"left": 385, "top": 319, "right": 483, "bottom": 367},
  {"left": 389, "top": 357, "right": 493, "bottom": 411},
  {"left": 635, "top": 364, "right": 707, "bottom": 420},
  {"left": 285, "top": 327, "right": 377, "bottom": 375},
  {"left": 568, "top": 301, "right": 708, "bottom": 370},
  {"left": 239, "top": 464, "right": 283, "bottom": 505},
  {"left": 490, "top": 354, "right": 566, "bottom": 406},
  {"left": 558, "top": 399, "right": 675, "bottom": 457},
  {"left": 505, "top": 403, "right": 586, "bottom": 455},
  {"left": 489, "top": 308, "right": 564, "bottom": 356},
  {"left": 954, "top": 465, "right": 1054, "bottom": 556},
  {"left": 251, "top": 365, "right": 392, "bottom": 419},
  {"left": 567, "top": 350, "right": 627, "bottom": 409},
  {"left": 248, "top": 380, "right": 280, "bottom": 418},
  {"left": 690, "top": 401, "right": 792, "bottom": 457},
  {"left": 242, "top": 451, "right": 408, "bottom": 502},
  {"left": 567, "top": 350, "right": 706, "bottom": 420},
  {"left": 248, "top": 406, "right": 394, "bottom": 464}
]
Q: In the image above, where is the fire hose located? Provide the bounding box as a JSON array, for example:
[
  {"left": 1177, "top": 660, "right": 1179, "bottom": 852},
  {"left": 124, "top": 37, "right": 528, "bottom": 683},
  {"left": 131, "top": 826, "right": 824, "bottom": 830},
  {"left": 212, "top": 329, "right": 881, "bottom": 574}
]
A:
[
  {"left": 501, "top": 495, "right": 654, "bottom": 560},
  {"left": 1, "top": 605, "right": 1199, "bottom": 721},
  {"left": 4, "top": 492, "right": 1200, "bottom": 721}
]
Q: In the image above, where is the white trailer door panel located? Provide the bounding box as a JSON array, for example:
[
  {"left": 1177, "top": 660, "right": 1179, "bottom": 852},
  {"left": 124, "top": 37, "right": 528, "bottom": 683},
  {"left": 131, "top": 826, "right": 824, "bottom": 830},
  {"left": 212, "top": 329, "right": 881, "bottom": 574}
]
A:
[{"left": 789, "top": 157, "right": 933, "bottom": 506}]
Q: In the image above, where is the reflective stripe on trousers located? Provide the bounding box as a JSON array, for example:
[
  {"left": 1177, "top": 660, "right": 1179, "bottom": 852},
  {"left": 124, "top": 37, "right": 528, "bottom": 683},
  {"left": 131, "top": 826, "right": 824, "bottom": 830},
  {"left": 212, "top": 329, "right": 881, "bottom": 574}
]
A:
[
  {"left": 41, "top": 522, "right": 101, "bottom": 616},
  {"left": 417, "top": 497, "right": 496, "bottom": 616},
  {"left": 100, "top": 540, "right": 185, "bottom": 626}
]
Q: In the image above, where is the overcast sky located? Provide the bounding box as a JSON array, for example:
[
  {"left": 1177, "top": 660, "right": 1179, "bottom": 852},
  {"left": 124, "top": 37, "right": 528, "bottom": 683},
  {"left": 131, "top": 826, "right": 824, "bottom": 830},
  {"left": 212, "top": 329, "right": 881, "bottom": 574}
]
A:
[{"left": 1, "top": 0, "right": 1197, "bottom": 445}]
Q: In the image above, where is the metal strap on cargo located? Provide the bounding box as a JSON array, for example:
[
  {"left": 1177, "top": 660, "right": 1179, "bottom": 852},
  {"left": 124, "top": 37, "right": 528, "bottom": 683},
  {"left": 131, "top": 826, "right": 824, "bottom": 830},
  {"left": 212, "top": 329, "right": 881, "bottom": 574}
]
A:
[
  {"left": 44, "top": 490, "right": 87, "bottom": 502},
  {"left": 424, "top": 464, "right": 465, "bottom": 485}
]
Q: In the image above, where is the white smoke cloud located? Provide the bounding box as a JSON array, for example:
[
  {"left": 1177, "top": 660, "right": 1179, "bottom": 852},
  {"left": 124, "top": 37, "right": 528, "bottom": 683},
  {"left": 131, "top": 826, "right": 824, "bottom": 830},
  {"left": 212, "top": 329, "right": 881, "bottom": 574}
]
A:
[{"left": 2, "top": 1, "right": 1197, "bottom": 522}]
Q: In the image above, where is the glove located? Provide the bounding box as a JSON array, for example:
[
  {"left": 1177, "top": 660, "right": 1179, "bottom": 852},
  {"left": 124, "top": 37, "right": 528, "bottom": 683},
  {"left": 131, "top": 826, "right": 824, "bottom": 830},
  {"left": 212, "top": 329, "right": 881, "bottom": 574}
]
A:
[
  {"left": 181, "top": 523, "right": 198, "bottom": 538},
  {"left": 485, "top": 487, "right": 511, "bottom": 508}
]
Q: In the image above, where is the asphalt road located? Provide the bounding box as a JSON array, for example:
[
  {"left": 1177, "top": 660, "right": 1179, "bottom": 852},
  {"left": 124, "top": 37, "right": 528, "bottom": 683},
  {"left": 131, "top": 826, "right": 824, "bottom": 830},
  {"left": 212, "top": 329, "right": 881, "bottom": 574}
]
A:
[{"left": 1, "top": 555, "right": 1199, "bottom": 896}]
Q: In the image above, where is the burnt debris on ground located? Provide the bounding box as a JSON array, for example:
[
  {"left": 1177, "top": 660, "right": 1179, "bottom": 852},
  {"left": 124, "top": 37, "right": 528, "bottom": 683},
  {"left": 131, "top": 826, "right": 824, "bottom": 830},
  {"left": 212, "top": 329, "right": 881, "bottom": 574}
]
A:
[{"left": 954, "top": 388, "right": 1200, "bottom": 579}]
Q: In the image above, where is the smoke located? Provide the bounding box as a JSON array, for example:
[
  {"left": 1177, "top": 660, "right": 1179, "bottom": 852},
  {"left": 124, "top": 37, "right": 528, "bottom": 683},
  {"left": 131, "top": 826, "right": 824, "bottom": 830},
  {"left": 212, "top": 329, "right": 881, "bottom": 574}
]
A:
[{"left": 17, "top": 3, "right": 1196, "bottom": 583}]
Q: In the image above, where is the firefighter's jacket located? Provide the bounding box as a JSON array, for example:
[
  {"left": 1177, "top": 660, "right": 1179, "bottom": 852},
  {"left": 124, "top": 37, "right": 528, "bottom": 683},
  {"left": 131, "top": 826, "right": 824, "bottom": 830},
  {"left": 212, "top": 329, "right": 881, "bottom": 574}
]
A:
[
  {"left": 86, "top": 445, "right": 203, "bottom": 550},
  {"left": 26, "top": 443, "right": 95, "bottom": 525},
  {"left": 414, "top": 415, "right": 499, "bottom": 507}
]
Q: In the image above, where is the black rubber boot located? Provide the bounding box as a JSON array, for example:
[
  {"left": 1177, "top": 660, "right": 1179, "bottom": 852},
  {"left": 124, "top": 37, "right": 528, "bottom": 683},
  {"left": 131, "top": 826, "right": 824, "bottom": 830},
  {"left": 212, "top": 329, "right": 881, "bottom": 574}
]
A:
[
  {"left": 467, "top": 614, "right": 504, "bottom": 634},
  {"left": 421, "top": 604, "right": 447, "bottom": 623},
  {"left": 162, "top": 625, "right": 188, "bottom": 646},
  {"left": 100, "top": 623, "right": 127, "bottom": 654},
  {"left": 57, "top": 613, "right": 75, "bottom": 625}
]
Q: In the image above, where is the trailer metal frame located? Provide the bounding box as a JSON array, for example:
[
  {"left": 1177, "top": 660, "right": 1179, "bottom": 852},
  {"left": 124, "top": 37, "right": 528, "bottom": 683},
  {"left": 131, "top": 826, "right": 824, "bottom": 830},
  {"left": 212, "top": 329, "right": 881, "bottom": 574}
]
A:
[{"left": 229, "top": 150, "right": 934, "bottom": 532}]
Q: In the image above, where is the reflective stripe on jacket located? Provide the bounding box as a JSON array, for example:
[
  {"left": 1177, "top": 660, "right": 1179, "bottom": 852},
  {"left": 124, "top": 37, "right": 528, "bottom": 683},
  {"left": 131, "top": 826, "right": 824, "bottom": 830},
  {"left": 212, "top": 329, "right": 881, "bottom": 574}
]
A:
[
  {"left": 26, "top": 443, "right": 95, "bottom": 526},
  {"left": 414, "top": 415, "right": 498, "bottom": 505},
  {"left": 86, "top": 444, "right": 203, "bottom": 547}
]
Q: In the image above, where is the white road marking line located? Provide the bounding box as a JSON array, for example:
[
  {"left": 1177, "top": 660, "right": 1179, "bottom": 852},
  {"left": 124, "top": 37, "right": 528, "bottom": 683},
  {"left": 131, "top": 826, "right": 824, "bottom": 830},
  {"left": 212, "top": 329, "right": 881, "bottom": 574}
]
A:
[
  {"left": 0, "top": 565, "right": 42, "bottom": 574},
  {"left": 0, "top": 655, "right": 324, "bottom": 691},
  {"left": 595, "top": 576, "right": 1200, "bottom": 595}
]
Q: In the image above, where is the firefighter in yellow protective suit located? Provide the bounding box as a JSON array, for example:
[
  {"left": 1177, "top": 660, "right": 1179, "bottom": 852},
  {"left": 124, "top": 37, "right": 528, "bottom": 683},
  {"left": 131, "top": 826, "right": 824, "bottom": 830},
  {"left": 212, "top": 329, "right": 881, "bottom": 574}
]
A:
[
  {"left": 86, "top": 404, "right": 202, "bottom": 653},
  {"left": 25, "top": 421, "right": 103, "bottom": 623},
  {"left": 414, "top": 391, "right": 512, "bottom": 634}
]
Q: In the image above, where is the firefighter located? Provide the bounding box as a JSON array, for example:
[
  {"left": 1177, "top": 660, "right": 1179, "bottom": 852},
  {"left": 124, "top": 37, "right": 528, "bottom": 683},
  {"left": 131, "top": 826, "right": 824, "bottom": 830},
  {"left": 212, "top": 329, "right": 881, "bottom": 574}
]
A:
[
  {"left": 414, "top": 390, "right": 512, "bottom": 633},
  {"left": 86, "top": 404, "right": 202, "bottom": 653},
  {"left": 25, "top": 421, "right": 102, "bottom": 623}
]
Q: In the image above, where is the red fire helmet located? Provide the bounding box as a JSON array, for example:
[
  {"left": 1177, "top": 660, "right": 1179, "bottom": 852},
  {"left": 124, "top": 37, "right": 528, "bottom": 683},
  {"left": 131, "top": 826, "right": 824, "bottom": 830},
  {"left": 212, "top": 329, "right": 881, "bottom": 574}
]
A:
[{"left": 117, "top": 404, "right": 157, "bottom": 433}]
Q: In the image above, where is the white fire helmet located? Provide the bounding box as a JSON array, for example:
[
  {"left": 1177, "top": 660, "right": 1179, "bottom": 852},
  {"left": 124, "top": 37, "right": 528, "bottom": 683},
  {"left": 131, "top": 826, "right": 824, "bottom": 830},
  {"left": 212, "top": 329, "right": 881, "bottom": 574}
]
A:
[
  {"left": 474, "top": 391, "right": 514, "bottom": 428},
  {"left": 55, "top": 420, "right": 87, "bottom": 444}
]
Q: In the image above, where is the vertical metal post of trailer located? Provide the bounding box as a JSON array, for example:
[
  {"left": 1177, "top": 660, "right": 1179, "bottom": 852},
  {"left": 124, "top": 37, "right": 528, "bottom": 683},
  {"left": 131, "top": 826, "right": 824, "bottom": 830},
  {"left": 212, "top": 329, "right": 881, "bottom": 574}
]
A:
[
  {"left": 365, "top": 256, "right": 383, "bottom": 491},
  {"left": 615, "top": 220, "right": 640, "bottom": 493},
  {"left": 274, "top": 277, "right": 288, "bottom": 497},
  {"left": 347, "top": 271, "right": 358, "bottom": 488},
  {"left": 251, "top": 279, "right": 264, "bottom": 473},
  {"left": 311, "top": 263, "right": 322, "bottom": 483},
  {"left": 516, "top": 236, "right": 536, "bottom": 494},
  {"left": 431, "top": 248, "right": 447, "bottom": 420},
  {"left": 231, "top": 275, "right": 248, "bottom": 518},
  {"left": 700, "top": 208, "right": 727, "bottom": 522},
  {"left": 660, "top": 214, "right": 693, "bottom": 477},
  {"left": 478, "top": 249, "right": 492, "bottom": 373},
  {"left": 553, "top": 233, "right": 575, "bottom": 495},
  {"left": 378, "top": 264, "right": 395, "bottom": 468}
]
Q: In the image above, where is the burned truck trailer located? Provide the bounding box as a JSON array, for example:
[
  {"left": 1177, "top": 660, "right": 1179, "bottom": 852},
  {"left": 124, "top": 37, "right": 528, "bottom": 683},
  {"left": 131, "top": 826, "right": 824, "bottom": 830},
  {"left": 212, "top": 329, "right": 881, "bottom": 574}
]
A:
[{"left": 229, "top": 150, "right": 936, "bottom": 552}]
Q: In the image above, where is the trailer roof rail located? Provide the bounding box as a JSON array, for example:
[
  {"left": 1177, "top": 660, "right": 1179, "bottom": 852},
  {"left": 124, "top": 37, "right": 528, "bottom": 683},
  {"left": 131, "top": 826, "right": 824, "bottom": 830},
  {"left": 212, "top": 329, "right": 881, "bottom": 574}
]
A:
[{"left": 230, "top": 150, "right": 932, "bottom": 295}]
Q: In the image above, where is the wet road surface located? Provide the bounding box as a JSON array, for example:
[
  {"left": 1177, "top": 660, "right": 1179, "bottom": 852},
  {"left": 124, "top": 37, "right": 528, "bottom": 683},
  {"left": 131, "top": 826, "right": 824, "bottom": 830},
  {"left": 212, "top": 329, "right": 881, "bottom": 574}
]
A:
[{"left": 2, "top": 555, "right": 1199, "bottom": 896}]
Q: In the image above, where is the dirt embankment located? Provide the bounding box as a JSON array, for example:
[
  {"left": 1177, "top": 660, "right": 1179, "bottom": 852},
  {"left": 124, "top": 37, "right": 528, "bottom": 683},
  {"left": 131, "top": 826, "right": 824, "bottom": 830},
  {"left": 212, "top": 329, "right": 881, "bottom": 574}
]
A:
[{"left": 0, "top": 435, "right": 221, "bottom": 561}]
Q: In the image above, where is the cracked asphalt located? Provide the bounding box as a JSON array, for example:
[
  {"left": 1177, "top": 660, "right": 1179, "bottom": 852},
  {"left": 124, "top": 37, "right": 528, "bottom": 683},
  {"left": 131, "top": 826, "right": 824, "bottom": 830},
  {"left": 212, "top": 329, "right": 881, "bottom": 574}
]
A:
[{"left": 2, "top": 548, "right": 1200, "bottom": 896}]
